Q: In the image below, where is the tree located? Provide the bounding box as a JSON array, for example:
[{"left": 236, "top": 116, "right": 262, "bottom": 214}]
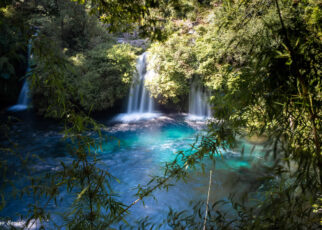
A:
[
  {"left": 1, "top": 0, "right": 321, "bottom": 229},
  {"left": 143, "top": 0, "right": 322, "bottom": 228}
]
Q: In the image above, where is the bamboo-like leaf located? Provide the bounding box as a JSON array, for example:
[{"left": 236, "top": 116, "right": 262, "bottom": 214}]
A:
[{"left": 77, "top": 186, "right": 89, "bottom": 201}]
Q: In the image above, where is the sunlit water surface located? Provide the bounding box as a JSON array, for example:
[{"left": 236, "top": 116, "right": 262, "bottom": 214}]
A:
[{"left": 0, "top": 114, "right": 267, "bottom": 229}]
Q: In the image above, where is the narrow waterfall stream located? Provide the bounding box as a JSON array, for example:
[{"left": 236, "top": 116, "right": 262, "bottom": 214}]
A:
[
  {"left": 115, "top": 52, "right": 159, "bottom": 122},
  {"left": 188, "top": 83, "right": 212, "bottom": 119},
  {"left": 8, "top": 36, "right": 34, "bottom": 112}
]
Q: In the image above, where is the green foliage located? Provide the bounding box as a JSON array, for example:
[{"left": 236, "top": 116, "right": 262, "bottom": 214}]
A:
[
  {"left": 77, "top": 0, "right": 213, "bottom": 40},
  {"left": 75, "top": 0, "right": 169, "bottom": 40},
  {"left": 1, "top": 0, "right": 321, "bottom": 228},
  {"left": 73, "top": 43, "right": 140, "bottom": 111},
  {"left": 17, "top": 35, "right": 131, "bottom": 229},
  {"left": 144, "top": 0, "right": 322, "bottom": 228},
  {"left": 0, "top": 4, "right": 28, "bottom": 79},
  {"left": 32, "top": 40, "right": 139, "bottom": 115},
  {"left": 28, "top": 0, "right": 115, "bottom": 53},
  {"left": 0, "top": 3, "right": 30, "bottom": 107},
  {"left": 27, "top": 0, "right": 141, "bottom": 115},
  {"left": 147, "top": 33, "right": 197, "bottom": 104}
]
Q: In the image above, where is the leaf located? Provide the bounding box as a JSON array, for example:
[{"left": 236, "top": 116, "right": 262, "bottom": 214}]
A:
[{"left": 77, "top": 186, "right": 89, "bottom": 201}]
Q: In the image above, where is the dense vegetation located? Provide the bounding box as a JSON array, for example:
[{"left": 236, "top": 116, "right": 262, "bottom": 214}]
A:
[
  {"left": 0, "top": 0, "right": 29, "bottom": 107},
  {"left": 0, "top": 0, "right": 321, "bottom": 229},
  {"left": 32, "top": 40, "right": 139, "bottom": 115},
  {"left": 146, "top": 0, "right": 322, "bottom": 228},
  {"left": 1, "top": 0, "right": 141, "bottom": 114}
]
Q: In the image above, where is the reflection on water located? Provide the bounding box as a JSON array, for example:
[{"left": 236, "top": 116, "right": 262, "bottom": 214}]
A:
[{"left": 0, "top": 115, "right": 269, "bottom": 228}]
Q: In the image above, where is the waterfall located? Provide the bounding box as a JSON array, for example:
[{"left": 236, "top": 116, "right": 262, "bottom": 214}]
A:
[
  {"left": 114, "top": 52, "right": 159, "bottom": 122},
  {"left": 7, "top": 38, "right": 33, "bottom": 112},
  {"left": 188, "top": 83, "right": 212, "bottom": 119},
  {"left": 127, "top": 52, "right": 155, "bottom": 113}
]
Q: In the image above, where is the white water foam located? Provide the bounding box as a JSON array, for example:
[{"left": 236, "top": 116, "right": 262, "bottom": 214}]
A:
[{"left": 113, "top": 112, "right": 161, "bottom": 122}]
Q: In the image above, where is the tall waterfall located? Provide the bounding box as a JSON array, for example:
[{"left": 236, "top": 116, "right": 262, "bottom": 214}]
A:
[
  {"left": 114, "top": 52, "right": 159, "bottom": 122},
  {"left": 127, "top": 52, "right": 154, "bottom": 113},
  {"left": 7, "top": 39, "right": 33, "bottom": 112},
  {"left": 188, "top": 83, "right": 212, "bottom": 119}
]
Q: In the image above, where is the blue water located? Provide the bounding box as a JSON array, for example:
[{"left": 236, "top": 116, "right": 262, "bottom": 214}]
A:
[{"left": 0, "top": 115, "right": 267, "bottom": 228}]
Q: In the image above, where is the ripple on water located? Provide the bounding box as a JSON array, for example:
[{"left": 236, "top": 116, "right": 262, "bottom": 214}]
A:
[{"left": 0, "top": 115, "right": 269, "bottom": 228}]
